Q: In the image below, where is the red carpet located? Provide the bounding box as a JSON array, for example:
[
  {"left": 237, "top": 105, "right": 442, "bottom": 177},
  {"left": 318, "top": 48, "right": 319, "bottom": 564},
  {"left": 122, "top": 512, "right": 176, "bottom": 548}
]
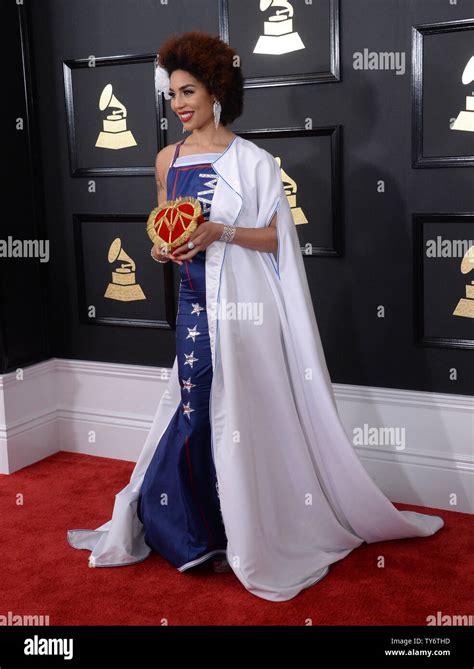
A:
[{"left": 0, "top": 451, "right": 471, "bottom": 626}]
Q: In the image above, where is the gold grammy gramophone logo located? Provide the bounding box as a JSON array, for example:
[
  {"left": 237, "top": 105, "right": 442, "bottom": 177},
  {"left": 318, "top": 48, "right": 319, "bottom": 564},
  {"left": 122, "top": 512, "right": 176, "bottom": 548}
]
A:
[
  {"left": 104, "top": 238, "right": 145, "bottom": 301},
  {"left": 453, "top": 245, "right": 474, "bottom": 318},
  {"left": 253, "top": 0, "right": 305, "bottom": 55},
  {"left": 451, "top": 56, "right": 474, "bottom": 133},
  {"left": 274, "top": 156, "right": 308, "bottom": 226},
  {"left": 96, "top": 84, "right": 137, "bottom": 150}
]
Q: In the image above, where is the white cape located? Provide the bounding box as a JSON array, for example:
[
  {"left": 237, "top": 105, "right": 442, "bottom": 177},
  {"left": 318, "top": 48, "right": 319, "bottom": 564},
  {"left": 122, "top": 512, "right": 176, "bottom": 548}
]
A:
[{"left": 68, "top": 135, "right": 444, "bottom": 601}]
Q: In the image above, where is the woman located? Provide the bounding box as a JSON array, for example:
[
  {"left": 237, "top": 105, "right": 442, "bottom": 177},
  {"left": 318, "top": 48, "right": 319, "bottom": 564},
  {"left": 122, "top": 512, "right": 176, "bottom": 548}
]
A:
[{"left": 68, "top": 31, "right": 444, "bottom": 602}]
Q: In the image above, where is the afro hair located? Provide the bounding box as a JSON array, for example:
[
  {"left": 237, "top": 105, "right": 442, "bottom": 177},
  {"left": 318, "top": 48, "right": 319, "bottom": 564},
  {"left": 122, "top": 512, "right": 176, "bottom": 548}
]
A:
[{"left": 158, "top": 30, "right": 244, "bottom": 126}]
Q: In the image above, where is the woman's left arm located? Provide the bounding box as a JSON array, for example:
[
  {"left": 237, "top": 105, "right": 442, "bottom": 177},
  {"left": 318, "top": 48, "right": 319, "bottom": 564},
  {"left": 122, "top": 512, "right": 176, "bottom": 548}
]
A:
[{"left": 171, "top": 215, "right": 278, "bottom": 261}]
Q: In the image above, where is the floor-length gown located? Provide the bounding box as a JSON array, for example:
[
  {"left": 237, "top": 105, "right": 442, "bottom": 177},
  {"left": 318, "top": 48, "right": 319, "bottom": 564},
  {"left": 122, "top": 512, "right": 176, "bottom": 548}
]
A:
[
  {"left": 67, "top": 134, "right": 445, "bottom": 602},
  {"left": 136, "top": 139, "right": 228, "bottom": 570}
]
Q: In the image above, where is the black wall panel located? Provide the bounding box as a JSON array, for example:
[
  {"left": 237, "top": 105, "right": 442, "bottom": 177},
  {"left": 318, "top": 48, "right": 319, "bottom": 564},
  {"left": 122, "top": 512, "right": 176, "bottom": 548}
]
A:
[{"left": 5, "top": 0, "right": 474, "bottom": 395}]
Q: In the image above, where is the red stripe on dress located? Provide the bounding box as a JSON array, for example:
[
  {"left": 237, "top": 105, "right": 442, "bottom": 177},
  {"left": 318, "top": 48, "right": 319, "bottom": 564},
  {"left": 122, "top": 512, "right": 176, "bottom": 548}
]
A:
[
  {"left": 184, "top": 260, "right": 194, "bottom": 289},
  {"left": 170, "top": 163, "right": 213, "bottom": 285},
  {"left": 170, "top": 164, "right": 212, "bottom": 199}
]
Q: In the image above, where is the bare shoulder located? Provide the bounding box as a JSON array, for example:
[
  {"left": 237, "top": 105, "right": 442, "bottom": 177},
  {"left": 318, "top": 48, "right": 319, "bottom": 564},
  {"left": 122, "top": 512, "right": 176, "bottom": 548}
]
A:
[
  {"left": 154, "top": 144, "right": 179, "bottom": 194},
  {"left": 155, "top": 143, "right": 176, "bottom": 173}
]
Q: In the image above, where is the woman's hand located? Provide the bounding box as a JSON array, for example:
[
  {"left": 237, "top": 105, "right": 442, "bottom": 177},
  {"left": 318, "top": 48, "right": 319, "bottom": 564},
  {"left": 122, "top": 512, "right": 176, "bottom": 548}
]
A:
[
  {"left": 151, "top": 243, "right": 184, "bottom": 266},
  {"left": 170, "top": 221, "right": 224, "bottom": 262}
]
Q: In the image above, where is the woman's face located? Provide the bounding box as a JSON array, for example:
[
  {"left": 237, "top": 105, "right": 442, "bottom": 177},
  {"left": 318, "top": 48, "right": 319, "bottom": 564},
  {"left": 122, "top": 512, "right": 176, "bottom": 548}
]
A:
[{"left": 168, "top": 69, "right": 215, "bottom": 130}]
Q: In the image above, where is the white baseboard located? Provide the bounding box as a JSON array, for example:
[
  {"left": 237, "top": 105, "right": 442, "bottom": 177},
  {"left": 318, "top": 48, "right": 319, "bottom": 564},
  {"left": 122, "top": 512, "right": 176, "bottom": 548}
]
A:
[
  {"left": 0, "top": 359, "right": 472, "bottom": 513},
  {"left": 333, "top": 383, "right": 473, "bottom": 514}
]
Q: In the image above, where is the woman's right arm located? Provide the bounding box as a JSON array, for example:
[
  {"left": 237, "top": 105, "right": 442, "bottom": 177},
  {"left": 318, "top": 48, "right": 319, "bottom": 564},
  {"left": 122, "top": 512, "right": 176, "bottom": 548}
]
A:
[{"left": 155, "top": 148, "right": 169, "bottom": 206}]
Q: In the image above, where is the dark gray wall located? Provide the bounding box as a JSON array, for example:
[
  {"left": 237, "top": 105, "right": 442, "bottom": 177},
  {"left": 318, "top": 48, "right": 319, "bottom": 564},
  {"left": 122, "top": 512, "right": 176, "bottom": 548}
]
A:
[
  {"left": 2, "top": 1, "right": 50, "bottom": 371},
  {"left": 6, "top": 0, "right": 474, "bottom": 395}
]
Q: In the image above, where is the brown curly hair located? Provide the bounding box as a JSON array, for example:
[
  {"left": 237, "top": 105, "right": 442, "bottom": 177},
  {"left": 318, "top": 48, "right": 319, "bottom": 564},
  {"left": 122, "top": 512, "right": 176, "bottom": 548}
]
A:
[{"left": 158, "top": 31, "right": 244, "bottom": 126}]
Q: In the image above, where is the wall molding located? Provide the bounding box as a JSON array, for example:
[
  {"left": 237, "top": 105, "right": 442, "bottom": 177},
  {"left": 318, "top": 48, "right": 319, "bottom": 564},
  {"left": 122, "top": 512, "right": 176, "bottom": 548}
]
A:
[{"left": 1, "top": 358, "right": 472, "bottom": 513}]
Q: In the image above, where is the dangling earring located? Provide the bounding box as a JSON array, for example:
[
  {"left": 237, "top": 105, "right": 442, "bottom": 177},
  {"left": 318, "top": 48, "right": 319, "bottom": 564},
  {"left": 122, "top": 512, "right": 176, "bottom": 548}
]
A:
[{"left": 213, "top": 99, "right": 222, "bottom": 129}]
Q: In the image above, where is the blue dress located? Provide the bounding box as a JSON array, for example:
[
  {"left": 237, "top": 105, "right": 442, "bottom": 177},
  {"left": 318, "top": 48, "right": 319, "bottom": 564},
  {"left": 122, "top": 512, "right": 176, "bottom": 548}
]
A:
[{"left": 137, "top": 140, "right": 228, "bottom": 571}]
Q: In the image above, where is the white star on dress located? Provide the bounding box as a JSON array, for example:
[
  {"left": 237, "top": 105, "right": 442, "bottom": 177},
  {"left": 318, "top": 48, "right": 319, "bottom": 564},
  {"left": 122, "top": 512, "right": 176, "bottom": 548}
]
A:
[
  {"left": 182, "top": 377, "right": 196, "bottom": 393},
  {"left": 184, "top": 351, "right": 198, "bottom": 368},
  {"left": 191, "top": 303, "right": 205, "bottom": 316},
  {"left": 182, "top": 401, "right": 194, "bottom": 419},
  {"left": 186, "top": 325, "right": 201, "bottom": 341}
]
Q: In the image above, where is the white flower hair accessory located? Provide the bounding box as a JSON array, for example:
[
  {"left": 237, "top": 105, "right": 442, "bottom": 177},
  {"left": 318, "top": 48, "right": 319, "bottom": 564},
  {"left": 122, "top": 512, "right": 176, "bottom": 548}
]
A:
[{"left": 155, "top": 55, "right": 171, "bottom": 100}]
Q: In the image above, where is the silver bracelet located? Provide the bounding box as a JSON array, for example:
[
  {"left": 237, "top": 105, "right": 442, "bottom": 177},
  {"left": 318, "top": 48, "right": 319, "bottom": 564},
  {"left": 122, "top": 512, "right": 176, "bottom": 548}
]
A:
[
  {"left": 219, "top": 224, "right": 235, "bottom": 243},
  {"left": 150, "top": 248, "right": 168, "bottom": 264}
]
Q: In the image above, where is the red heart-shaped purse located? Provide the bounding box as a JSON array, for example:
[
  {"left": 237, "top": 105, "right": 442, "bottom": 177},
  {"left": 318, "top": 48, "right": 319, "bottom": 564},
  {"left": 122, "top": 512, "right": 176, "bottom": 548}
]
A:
[{"left": 146, "top": 196, "right": 205, "bottom": 253}]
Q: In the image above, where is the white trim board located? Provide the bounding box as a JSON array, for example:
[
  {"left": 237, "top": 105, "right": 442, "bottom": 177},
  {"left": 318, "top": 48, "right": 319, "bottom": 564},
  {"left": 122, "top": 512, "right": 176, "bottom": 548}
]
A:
[{"left": 0, "top": 358, "right": 472, "bottom": 513}]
